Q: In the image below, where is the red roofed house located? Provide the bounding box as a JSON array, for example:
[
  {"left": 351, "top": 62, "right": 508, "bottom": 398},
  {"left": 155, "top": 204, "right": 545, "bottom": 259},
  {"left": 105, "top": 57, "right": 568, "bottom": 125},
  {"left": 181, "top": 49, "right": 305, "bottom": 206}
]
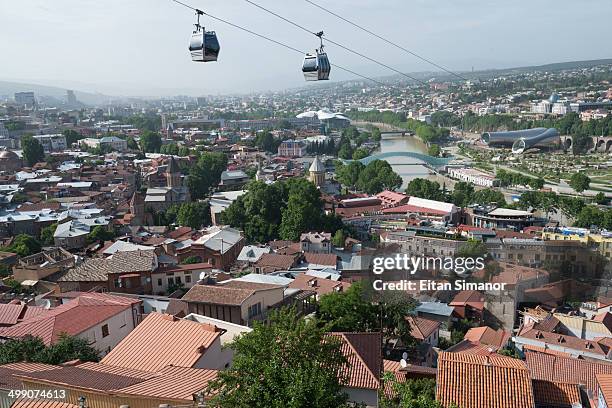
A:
[
  {"left": 288, "top": 274, "right": 350, "bottom": 299},
  {"left": 0, "top": 293, "right": 141, "bottom": 355},
  {"left": 436, "top": 351, "right": 535, "bottom": 408},
  {"left": 330, "top": 332, "right": 382, "bottom": 408},
  {"left": 101, "top": 312, "right": 227, "bottom": 371},
  {"left": 463, "top": 326, "right": 511, "bottom": 349},
  {"left": 449, "top": 290, "right": 485, "bottom": 322},
  {"left": 375, "top": 190, "right": 408, "bottom": 208},
  {"left": 406, "top": 316, "right": 440, "bottom": 347}
]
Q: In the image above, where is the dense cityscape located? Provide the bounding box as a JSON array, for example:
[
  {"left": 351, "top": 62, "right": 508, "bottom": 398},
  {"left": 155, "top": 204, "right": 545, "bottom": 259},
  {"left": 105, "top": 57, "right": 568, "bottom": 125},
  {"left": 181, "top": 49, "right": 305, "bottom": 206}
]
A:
[{"left": 1, "top": 3, "right": 612, "bottom": 407}]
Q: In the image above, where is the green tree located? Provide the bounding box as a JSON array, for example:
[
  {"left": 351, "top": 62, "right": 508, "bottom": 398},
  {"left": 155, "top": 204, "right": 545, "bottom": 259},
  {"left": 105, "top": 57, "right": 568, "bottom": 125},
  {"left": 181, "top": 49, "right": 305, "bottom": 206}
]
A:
[
  {"left": 380, "top": 375, "right": 444, "bottom": 408},
  {"left": 356, "top": 160, "right": 402, "bottom": 194},
  {"left": 569, "top": 172, "right": 591, "bottom": 193},
  {"left": 0, "top": 334, "right": 99, "bottom": 365},
  {"left": 472, "top": 189, "right": 506, "bottom": 206},
  {"left": 427, "top": 144, "right": 441, "bottom": 157},
  {"left": 331, "top": 230, "right": 346, "bottom": 248},
  {"left": 335, "top": 161, "right": 365, "bottom": 190},
  {"left": 594, "top": 192, "right": 608, "bottom": 205},
  {"left": 187, "top": 152, "right": 228, "bottom": 199},
  {"left": 405, "top": 179, "right": 444, "bottom": 201},
  {"left": 87, "top": 225, "right": 114, "bottom": 244},
  {"left": 456, "top": 239, "right": 488, "bottom": 258},
  {"left": 176, "top": 202, "right": 211, "bottom": 229},
  {"left": 450, "top": 182, "right": 475, "bottom": 207},
  {"left": 1, "top": 234, "right": 41, "bottom": 257},
  {"left": 255, "top": 130, "right": 278, "bottom": 153},
  {"left": 318, "top": 281, "right": 378, "bottom": 332},
  {"left": 126, "top": 136, "right": 139, "bottom": 150},
  {"left": 139, "top": 130, "right": 163, "bottom": 153},
  {"left": 62, "top": 129, "right": 83, "bottom": 147},
  {"left": 21, "top": 135, "right": 45, "bottom": 166},
  {"left": 279, "top": 183, "right": 322, "bottom": 241},
  {"left": 352, "top": 147, "right": 369, "bottom": 160},
  {"left": 40, "top": 223, "right": 58, "bottom": 246},
  {"left": 205, "top": 308, "right": 349, "bottom": 408},
  {"left": 181, "top": 256, "right": 202, "bottom": 264}
]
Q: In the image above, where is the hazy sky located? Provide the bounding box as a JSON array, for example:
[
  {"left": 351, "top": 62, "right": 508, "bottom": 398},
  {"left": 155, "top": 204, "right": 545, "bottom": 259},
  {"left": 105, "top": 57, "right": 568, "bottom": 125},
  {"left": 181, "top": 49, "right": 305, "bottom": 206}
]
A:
[{"left": 1, "top": 0, "right": 611, "bottom": 96}]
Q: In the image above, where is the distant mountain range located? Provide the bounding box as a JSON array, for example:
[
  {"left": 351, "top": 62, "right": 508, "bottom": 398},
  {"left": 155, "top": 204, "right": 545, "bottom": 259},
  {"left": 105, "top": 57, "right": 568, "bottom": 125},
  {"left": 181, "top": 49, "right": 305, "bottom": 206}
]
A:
[{"left": 1, "top": 58, "right": 611, "bottom": 104}]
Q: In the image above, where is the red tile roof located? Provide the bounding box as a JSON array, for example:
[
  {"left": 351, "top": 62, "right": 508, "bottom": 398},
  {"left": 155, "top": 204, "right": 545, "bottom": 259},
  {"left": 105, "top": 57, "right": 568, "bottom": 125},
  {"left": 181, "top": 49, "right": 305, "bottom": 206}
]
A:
[
  {"left": 0, "top": 304, "right": 48, "bottom": 326},
  {"left": 303, "top": 252, "right": 338, "bottom": 267},
  {"left": 531, "top": 380, "right": 581, "bottom": 408},
  {"left": 518, "top": 328, "right": 611, "bottom": 357},
  {"left": 449, "top": 290, "right": 485, "bottom": 310},
  {"left": 597, "top": 374, "right": 612, "bottom": 407},
  {"left": 254, "top": 253, "right": 297, "bottom": 271},
  {"left": 405, "top": 316, "right": 440, "bottom": 341},
  {"left": 101, "top": 313, "right": 221, "bottom": 372},
  {"left": 330, "top": 332, "right": 382, "bottom": 390},
  {"left": 463, "top": 326, "right": 511, "bottom": 348},
  {"left": 11, "top": 400, "right": 78, "bottom": 408},
  {"left": 381, "top": 203, "right": 448, "bottom": 216},
  {"left": 0, "top": 293, "right": 140, "bottom": 345},
  {"left": 436, "top": 352, "right": 535, "bottom": 408},
  {"left": 445, "top": 340, "right": 500, "bottom": 355},
  {"left": 0, "top": 362, "right": 60, "bottom": 390},
  {"left": 525, "top": 351, "right": 612, "bottom": 394},
  {"left": 288, "top": 274, "right": 350, "bottom": 296}
]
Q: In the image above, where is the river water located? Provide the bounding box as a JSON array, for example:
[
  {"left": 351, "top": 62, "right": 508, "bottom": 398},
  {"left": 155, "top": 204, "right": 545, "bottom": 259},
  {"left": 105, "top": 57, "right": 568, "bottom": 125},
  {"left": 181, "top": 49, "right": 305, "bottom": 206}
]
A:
[{"left": 378, "top": 134, "right": 433, "bottom": 188}]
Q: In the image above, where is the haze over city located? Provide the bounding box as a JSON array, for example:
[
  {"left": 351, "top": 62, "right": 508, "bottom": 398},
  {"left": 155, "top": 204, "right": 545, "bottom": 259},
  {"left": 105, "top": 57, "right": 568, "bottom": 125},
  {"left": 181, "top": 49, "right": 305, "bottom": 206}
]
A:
[{"left": 2, "top": 0, "right": 612, "bottom": 95}]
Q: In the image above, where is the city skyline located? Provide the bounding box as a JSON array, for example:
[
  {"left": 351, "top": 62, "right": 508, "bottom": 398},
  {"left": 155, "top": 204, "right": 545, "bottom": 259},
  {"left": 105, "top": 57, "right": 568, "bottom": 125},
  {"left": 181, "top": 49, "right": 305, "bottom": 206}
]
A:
[{"left": 1, "top": 0, "right": 612, "bottom": 96}]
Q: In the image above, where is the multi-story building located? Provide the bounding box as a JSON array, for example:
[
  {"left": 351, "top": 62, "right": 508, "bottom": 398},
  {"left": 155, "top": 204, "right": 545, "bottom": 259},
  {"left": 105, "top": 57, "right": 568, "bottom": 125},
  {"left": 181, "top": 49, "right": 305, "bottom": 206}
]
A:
[
  {"left": 447, "top": 167, "right": 500, "bottom": 188},
  {"left": 542, "top": 227, "right": 612, "bottom": 260},
  {"left": 33, "top": 134, "right": 67, "bottom": 152},
  {"left": 14, "top": 91, "right": 35, "bottom": 108},
  {"left": 277, "top": 139, "right": 306, "bottom": 157}
]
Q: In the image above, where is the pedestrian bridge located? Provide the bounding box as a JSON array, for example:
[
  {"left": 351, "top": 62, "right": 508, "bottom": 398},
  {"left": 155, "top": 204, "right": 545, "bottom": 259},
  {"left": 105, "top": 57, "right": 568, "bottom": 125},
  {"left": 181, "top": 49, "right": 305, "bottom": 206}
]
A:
[{"left": 345, "top": 151, "right": 453, "bottom": 167}]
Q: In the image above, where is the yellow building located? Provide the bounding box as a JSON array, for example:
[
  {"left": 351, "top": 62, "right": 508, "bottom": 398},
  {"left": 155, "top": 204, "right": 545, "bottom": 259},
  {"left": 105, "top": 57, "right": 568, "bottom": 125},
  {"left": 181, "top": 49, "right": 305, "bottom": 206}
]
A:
[{"left": 542, "top": 229, "right": 612, "bottom": 259}]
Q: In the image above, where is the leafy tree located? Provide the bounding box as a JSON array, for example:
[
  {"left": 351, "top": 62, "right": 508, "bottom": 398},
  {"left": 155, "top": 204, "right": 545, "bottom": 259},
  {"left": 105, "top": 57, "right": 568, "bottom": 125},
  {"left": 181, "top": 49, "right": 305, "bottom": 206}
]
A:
[
  {"left": 62, "top": 129, "right": 84, "bottom": 147},
  {"left": 279, "top": 180, "right": 323, "bottom": 241},
  {"left": 0, "top": 334, "right": 100, "bottom": 365},
  {"left": 338, "top": 143, "right": 353, "bottom": 160},
  {"left": 405, "top": 179, "right": 444, "bottom": 201},
  {"left": 377, "top": 291, "right": 417, "bottom": 347},
  {"left": 87, "top": 225, "right": 115, "bottom": 244},
  {"left": 178, "top": 146, "right": 191, "bottom": 156},
  {"left": 569, "top": 172, "right": 591, "bottom": 193},
  {"left": 450, "top": 182, "right": 475, "bottom": 207},
  {"left": 126, "top": 136, "right": 139, "bottom": 150},
  {"left": 472, "top": 189, "right": 506, "bottom": 206},
  {"left": 139, "top": 130, "right": 163, "bottom": 153},
  {"left": 335, "top": 161, "right": 365, "bottom": 190},
  {"left": 594, "top": 192, "right": 608, "bottom": 205},
  {"left": 332, "top": 230, "right": 346, "bottom": 248},
  {"left": 181, "top": 256, "right": 202, "bottom": 264},
  {"left": 160, "top": 143, "right": 179, "bottom": 155},
  {"left": 21, "top": 135, "right": 45, "bottom": 166},
  {"left": 318, "top": 281, "right": 378, "bottom": 332},
  {"left": 176, "top": 202, "right": 211, "bottom": 229},
  {"left": 254, "top": 130, "right": 278, "bottom": 153},
  {"left": 205, "top": 308, "right": 349, "bottom": 408},
  {"left": 427, "top": 144, "right": 441, "bottom": 157},
  {"left": 1, "top": 234, "right": 41, "bottom": 257},
  {"left": 380, "top": 375, "right": 444, "bottom": 408},
  {"left": 187, "top": 152, "right": 228, "bottom": 199},
  {"left": 0, "top": 264, "right": 11, "bottom": 278},
  {"left": 354, "top": 160, "right": 402, "bottom": 194},
  {"left": 574, "top": 206, "right": 612, "bottom": 230},
  {"left": 40, "top": 223, "right": 58, "bottom": 246},
  {"left": 127, "top": 114, "right": 161, "bottom": 132},
  {"left": 456, "top": 239, "right": 488, "bottom": 258},
  {"left": 352, "top": 147, "right": 369, "bottom": 160}
]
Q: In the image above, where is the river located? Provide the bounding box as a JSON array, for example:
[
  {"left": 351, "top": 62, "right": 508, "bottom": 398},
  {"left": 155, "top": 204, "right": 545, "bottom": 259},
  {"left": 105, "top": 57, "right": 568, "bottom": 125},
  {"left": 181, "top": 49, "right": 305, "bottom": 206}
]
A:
[{"left": 378, "top": 133, "right": 435, "bottom": 188}]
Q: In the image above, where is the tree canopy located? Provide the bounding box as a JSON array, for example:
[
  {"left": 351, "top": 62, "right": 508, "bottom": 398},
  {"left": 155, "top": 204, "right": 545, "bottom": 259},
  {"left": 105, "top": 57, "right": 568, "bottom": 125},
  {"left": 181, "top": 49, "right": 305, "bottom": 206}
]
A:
[
  {"left": 175, "top": 202, "right": 211, "bottom": 229},
  {"left": 139, "top": 130, "right": 163, "bottom": 153},
  {"left": 336, "top": 160, "right": 402, "bottom": 194},
  {"left": 0, "top": 334, "right": 100, "bottom": 365},
  {"left": 221, "top": 178, "right": 342, "bottom": 243},
  {"left": 187, "top": 152, "right": 228, "bottom": 199},
  {"left": 405, "top": 179, "right": 444, "bottom": 201},
  {"left": 21, "top": 135, "right": 45, "bottom": 166},
  {"left": 1, "top": 234, "right": 41, "bottom": 257},
  {"left": 569, "top": 172, "right": 591, "bottom": 193},
  {"left": 204, "top": 308, "right": 349, "bottom": 408}
]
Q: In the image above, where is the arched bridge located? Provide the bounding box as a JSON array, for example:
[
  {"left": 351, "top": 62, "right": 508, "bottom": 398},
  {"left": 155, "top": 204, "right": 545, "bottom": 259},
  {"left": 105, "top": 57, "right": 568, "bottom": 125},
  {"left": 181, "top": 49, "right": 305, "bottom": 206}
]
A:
[{"left": 344, "top": 151, "right": 453, "bottom": 167}]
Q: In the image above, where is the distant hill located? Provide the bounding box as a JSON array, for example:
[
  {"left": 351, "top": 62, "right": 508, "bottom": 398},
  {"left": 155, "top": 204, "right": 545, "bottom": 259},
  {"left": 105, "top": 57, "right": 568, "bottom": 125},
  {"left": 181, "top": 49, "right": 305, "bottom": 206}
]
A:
[{"left": 0, "top": 80, "right": 112, "bottom": 106}]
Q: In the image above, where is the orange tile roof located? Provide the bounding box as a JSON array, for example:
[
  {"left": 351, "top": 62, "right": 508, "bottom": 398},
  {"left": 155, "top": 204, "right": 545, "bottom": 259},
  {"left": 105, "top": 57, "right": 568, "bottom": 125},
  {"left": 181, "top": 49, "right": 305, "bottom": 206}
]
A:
[
  {"left": 405, "top": 316, "right": 440, "bottom": 340},
  {"left": 463, "top": 326, "right": 511, "bottom": 348},
  {"left": 525, "top": 351, "right": 612, "bottom": 395},
  {"left": 518, "top": 328, "right": 611, "bottom": 356},
  {"left": 288, "top": 274, "right": 350, "bottom": 296},
  {"left": 445, "top": 340, "right": 499, "bottom": 355},
  {"left": 0, "top": 293, "right": 139, "bottom": 345},
  {"left": 449, "top": 290, "right": 485, "bottom": 310},
  {"left": 303, "top": 252, "right": 338, "bottom": 267},
  {"left": 532, "top": 380, "right": 581, "bottom": 408},
  {"left": 0, "top": 362, "right": 60, "bottom": 390},
  {"left": 101, "top": 313, "right": 221, "bottom": 372},
  {"left": 11, "top": 400, "right": 78, "bottom": 408},
  {"left": 435, "top": 352, "right": 535, "bottom": 408},
  {"left": 113, "top": 366, "right": 218, "bottom": 401},
  {"left": 330, "top": 332, "right": 382, "bottom": 390},
  {"left": 597, "top": 374, "right": 612, "bottom": 407}
]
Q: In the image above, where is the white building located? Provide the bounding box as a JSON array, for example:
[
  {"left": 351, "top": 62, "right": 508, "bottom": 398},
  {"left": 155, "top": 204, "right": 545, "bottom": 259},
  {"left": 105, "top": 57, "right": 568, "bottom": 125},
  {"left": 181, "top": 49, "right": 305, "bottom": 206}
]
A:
[{"left": 448, "top": 167, "right": 500, "bottom": 187}]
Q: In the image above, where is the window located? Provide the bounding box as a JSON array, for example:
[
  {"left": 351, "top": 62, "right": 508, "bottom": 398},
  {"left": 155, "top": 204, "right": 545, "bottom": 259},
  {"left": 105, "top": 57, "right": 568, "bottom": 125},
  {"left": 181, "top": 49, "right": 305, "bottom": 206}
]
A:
[
  {"left": 101, "top": 324, "right": 109, "bottom": 338},
  {"left": 157, "top": 278, "right": 162, "bottom": 286},
  {"left": 185, "top": 275, "right": 192, "bottom": 283},
  {"left": 168, "top": 277, "right": 175, "bottom": 286},
  {"left": 248, "top": 302, "right": 262, "bottom": 319},
  {"left": 176, "top": 276, "right": 182, "bottom": 284}
]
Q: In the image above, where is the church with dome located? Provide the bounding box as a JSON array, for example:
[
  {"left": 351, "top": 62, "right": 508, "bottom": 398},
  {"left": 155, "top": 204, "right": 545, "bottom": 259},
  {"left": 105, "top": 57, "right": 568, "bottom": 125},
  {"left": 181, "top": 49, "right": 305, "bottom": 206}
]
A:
[{"left": 0, "top": 149, "right": 22, "bottom": 173}]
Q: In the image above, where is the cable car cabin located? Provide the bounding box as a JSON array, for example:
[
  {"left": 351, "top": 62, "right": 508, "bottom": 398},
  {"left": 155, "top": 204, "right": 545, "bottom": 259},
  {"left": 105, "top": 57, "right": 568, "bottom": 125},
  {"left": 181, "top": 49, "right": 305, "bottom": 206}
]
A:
[
  {"left": 189, "top": 28, "right": 220, "bottom": 62},
  {"left": 302, "top": 52, "right": 330, "bottom": 81}
]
